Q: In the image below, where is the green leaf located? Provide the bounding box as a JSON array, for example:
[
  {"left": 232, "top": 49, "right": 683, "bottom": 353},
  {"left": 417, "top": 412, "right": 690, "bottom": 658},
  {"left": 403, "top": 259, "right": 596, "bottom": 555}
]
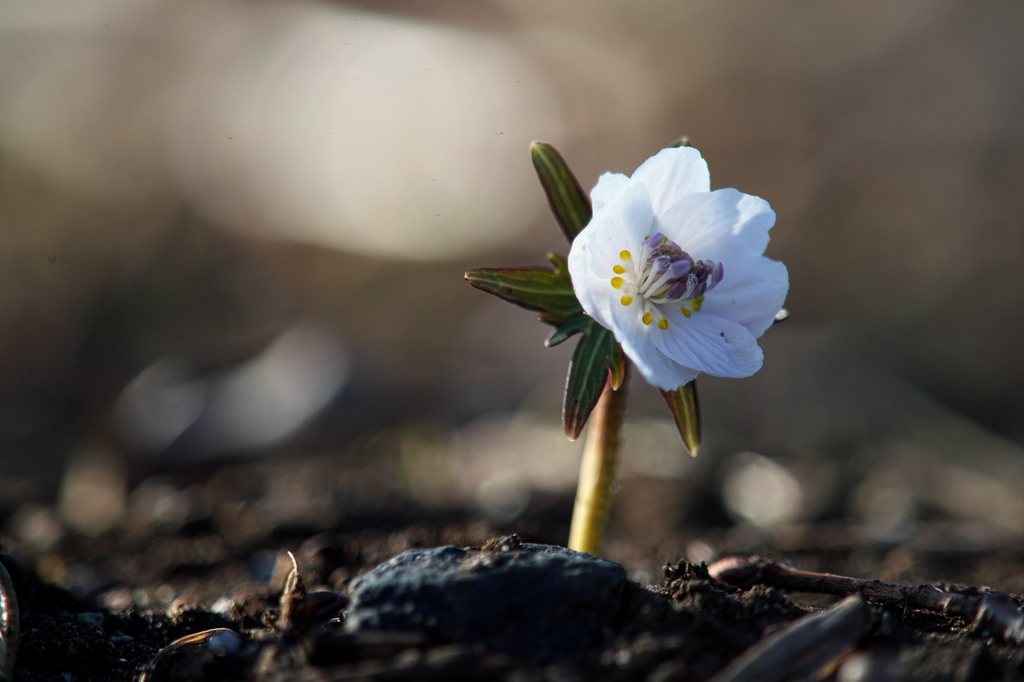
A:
[
  {"left": 465, "top": 263, "right": 581, "bottom": 326},
  {"left": 531, "top": 142, "right": 592, "bottom": 242},
  {"left": 660, "top": 381, "right": 702, "bottom": 456},
  {"left": 563, "top": 318, "right": 619, "bottom": 440}
]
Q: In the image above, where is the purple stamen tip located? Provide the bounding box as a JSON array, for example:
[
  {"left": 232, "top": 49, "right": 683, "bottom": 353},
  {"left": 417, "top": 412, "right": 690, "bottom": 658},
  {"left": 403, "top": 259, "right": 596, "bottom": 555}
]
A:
[
  {"left": 670, "top": 260, "right": 692, "bottom": 277},
  {"left": 643, "top": 233, "right": 666, "bottom": 249},
  {"left": 666, "top": 282, "right": 688, "bottom": 300}
]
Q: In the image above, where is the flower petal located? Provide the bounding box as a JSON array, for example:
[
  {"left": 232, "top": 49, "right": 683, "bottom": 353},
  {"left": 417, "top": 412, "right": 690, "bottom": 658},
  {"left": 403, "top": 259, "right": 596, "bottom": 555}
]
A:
[
  {"left": 649, "top": 309, "right": 763, "bottom": 378},
  {"left": 657, "top": 188, "right": 775, "bottom": 258},
  {"left": 570, "top": 144, "right": 784, "bottom": 391},
  {"left": 568, "top": 256, "right": 619, "bottom": 334},
  {"left": 569, "top": 203, "right": 638, "bottom": 333},
  {"left": 572, "top": 181, "right": 654, "bottom": 280},
  {"left": 701, "top": 255, "right": 788, "bottom": 337},
  {"left": 590, "top": 172, "right": 630, "bottom": 213},
  {"left": 600, "top": 179, "right": 656, "bottom": 245},
  {"left": 601, "top": 299, "right": 700, "bottom": 390},
  {"left": 631, "top": 147, "right": 710, "bottom": 215},
  {"left": 627, "top": 345, "right": 700, "bottom": 391}
]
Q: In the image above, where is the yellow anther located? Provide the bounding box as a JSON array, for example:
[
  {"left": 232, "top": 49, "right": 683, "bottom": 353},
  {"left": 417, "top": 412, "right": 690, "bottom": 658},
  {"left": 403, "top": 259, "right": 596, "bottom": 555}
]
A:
[
  {"left": 658, "top": 318, "right": 669, "bottom": 330},
  {"left": 620, "top": 250, "right": 632, "bottom": 260},
  {"left": 611, "top": 277, "right": 624, "bottom": 289},
  {"left": 613, "top": 265, "right": 626, "bottom": 274},
  {"left": 680, "top": 308, "right": 692, "bottom": 318},
  {"left": 642, "top": 312, "right": 653, "bottom": 325},
  {"left": 620, "top": 295, "right": 633, "bottom": 306},
  {"left": 691, "top": 295, "right": 704, "bottom": 312},
  {"left": 661, "top": 235, "right": 669, "bottom": 245}
]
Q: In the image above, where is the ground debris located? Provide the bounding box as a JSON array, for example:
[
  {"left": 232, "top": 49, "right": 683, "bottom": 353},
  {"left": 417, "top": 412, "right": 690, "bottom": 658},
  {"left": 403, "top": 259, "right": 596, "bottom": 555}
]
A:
[
  {"left": 708, "top": 595, "right": 872, "bottom": 682},
  {"left": 710, "top": 555, "right": 1024, "bottom": 644},
  {"left": 7, "top": 484, "right": 1024, "bottom": 682}
]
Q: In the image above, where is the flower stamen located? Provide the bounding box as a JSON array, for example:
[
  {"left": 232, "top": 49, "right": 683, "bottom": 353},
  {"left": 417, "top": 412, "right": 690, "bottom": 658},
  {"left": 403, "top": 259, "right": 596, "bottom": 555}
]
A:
[{"left": 610, "top": 233, "right": 722, "bottom": 327}]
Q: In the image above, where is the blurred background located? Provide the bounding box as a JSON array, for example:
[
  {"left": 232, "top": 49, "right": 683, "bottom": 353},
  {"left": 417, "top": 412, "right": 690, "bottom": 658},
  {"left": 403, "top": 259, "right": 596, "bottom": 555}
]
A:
[{"left": 1, "top": 0, "right": 1024, "bottom": 587}]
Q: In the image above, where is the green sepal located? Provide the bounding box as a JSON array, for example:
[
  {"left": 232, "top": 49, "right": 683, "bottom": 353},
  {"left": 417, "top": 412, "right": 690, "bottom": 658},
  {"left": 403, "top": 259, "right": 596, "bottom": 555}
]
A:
[
  {"left": 531, "top": 141, "right": 592, "bottom": 243},
  {"left": 609, "top": 343, "right": 627, "bottom": 390},
  {"left": 670, "top": 134, "right": 691, "bottom": 148},
  {"left": 660, "top": 380, "right": 702, "bottom": 456},
  {"left": 563, "top": 317, "right": 620, "bottom": 440},
  {"left": 546, "top": 251, "right": 570, "bottom": 272},
  {"left": 544, "top": 313, "right": 591, "bottom": 347},
  {"left": 465, "top": 253, "right": 581, "bottom": 326}
]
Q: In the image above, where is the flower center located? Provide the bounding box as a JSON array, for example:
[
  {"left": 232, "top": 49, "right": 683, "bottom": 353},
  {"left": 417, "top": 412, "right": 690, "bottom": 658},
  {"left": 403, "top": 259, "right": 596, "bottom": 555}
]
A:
[{"left": 609, "top": 232, "right": 723, "bottom": 329}]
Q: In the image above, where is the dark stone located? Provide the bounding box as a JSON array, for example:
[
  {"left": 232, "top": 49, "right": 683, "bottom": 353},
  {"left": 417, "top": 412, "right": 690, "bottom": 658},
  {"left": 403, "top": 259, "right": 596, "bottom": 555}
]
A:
[{"left": 344, "top": 536, "right": 627, "bottom": 661}]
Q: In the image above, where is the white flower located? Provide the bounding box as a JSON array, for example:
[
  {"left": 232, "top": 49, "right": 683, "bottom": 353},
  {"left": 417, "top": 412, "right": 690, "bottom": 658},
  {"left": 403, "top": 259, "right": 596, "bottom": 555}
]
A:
[{"left": 567, "top": 146, "right": 788, "bottom": 391}]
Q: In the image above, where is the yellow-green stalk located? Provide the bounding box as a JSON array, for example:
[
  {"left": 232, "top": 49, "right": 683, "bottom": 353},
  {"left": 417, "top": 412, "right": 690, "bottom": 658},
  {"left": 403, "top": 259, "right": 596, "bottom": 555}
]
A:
[{"left": 568, "top": 369, "right": 628, "bottom": 555}]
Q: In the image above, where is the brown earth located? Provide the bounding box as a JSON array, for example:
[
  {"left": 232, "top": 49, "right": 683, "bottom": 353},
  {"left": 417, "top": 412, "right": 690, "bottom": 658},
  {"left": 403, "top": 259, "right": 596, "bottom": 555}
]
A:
[{"left": 3, "top": 454, "right": 1024, "bottom": 682}]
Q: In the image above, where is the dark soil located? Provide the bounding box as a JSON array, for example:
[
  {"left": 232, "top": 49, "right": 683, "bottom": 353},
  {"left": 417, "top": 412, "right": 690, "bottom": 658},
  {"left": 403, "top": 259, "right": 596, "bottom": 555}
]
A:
[{"left": 5, "top": 458, "right": 1024, "bottom": 681}]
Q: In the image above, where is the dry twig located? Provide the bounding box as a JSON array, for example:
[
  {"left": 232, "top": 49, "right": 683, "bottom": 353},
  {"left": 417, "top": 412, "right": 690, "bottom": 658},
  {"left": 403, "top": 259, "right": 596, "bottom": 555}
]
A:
[{"left": 709, "top": 556, "right": 1024, "bottom": 643}]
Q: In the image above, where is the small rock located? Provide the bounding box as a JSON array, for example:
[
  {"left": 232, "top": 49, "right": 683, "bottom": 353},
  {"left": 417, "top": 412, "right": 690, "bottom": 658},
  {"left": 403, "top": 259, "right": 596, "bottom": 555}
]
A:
[
  {"left": 344, "top": 536, "right": 627, "bottom": 661},
  {"left": 76, "top": 612, "right": 105, "bottom": 632}
]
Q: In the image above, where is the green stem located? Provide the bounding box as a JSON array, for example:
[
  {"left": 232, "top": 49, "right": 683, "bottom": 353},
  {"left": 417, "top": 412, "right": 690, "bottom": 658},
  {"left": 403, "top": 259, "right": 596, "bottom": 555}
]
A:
[{"left": 567, "top": 366, "right": 628, "bottom": 555}]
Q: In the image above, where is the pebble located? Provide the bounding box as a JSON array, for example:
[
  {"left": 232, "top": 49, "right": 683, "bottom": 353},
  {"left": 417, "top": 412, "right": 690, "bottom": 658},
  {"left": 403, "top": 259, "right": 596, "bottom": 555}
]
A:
[
  {"left": 76, "top": 612, "right": 105, "bottom": 631},
  {"left": 344, "top": 537, "right": 627, "bottom": 661}
]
